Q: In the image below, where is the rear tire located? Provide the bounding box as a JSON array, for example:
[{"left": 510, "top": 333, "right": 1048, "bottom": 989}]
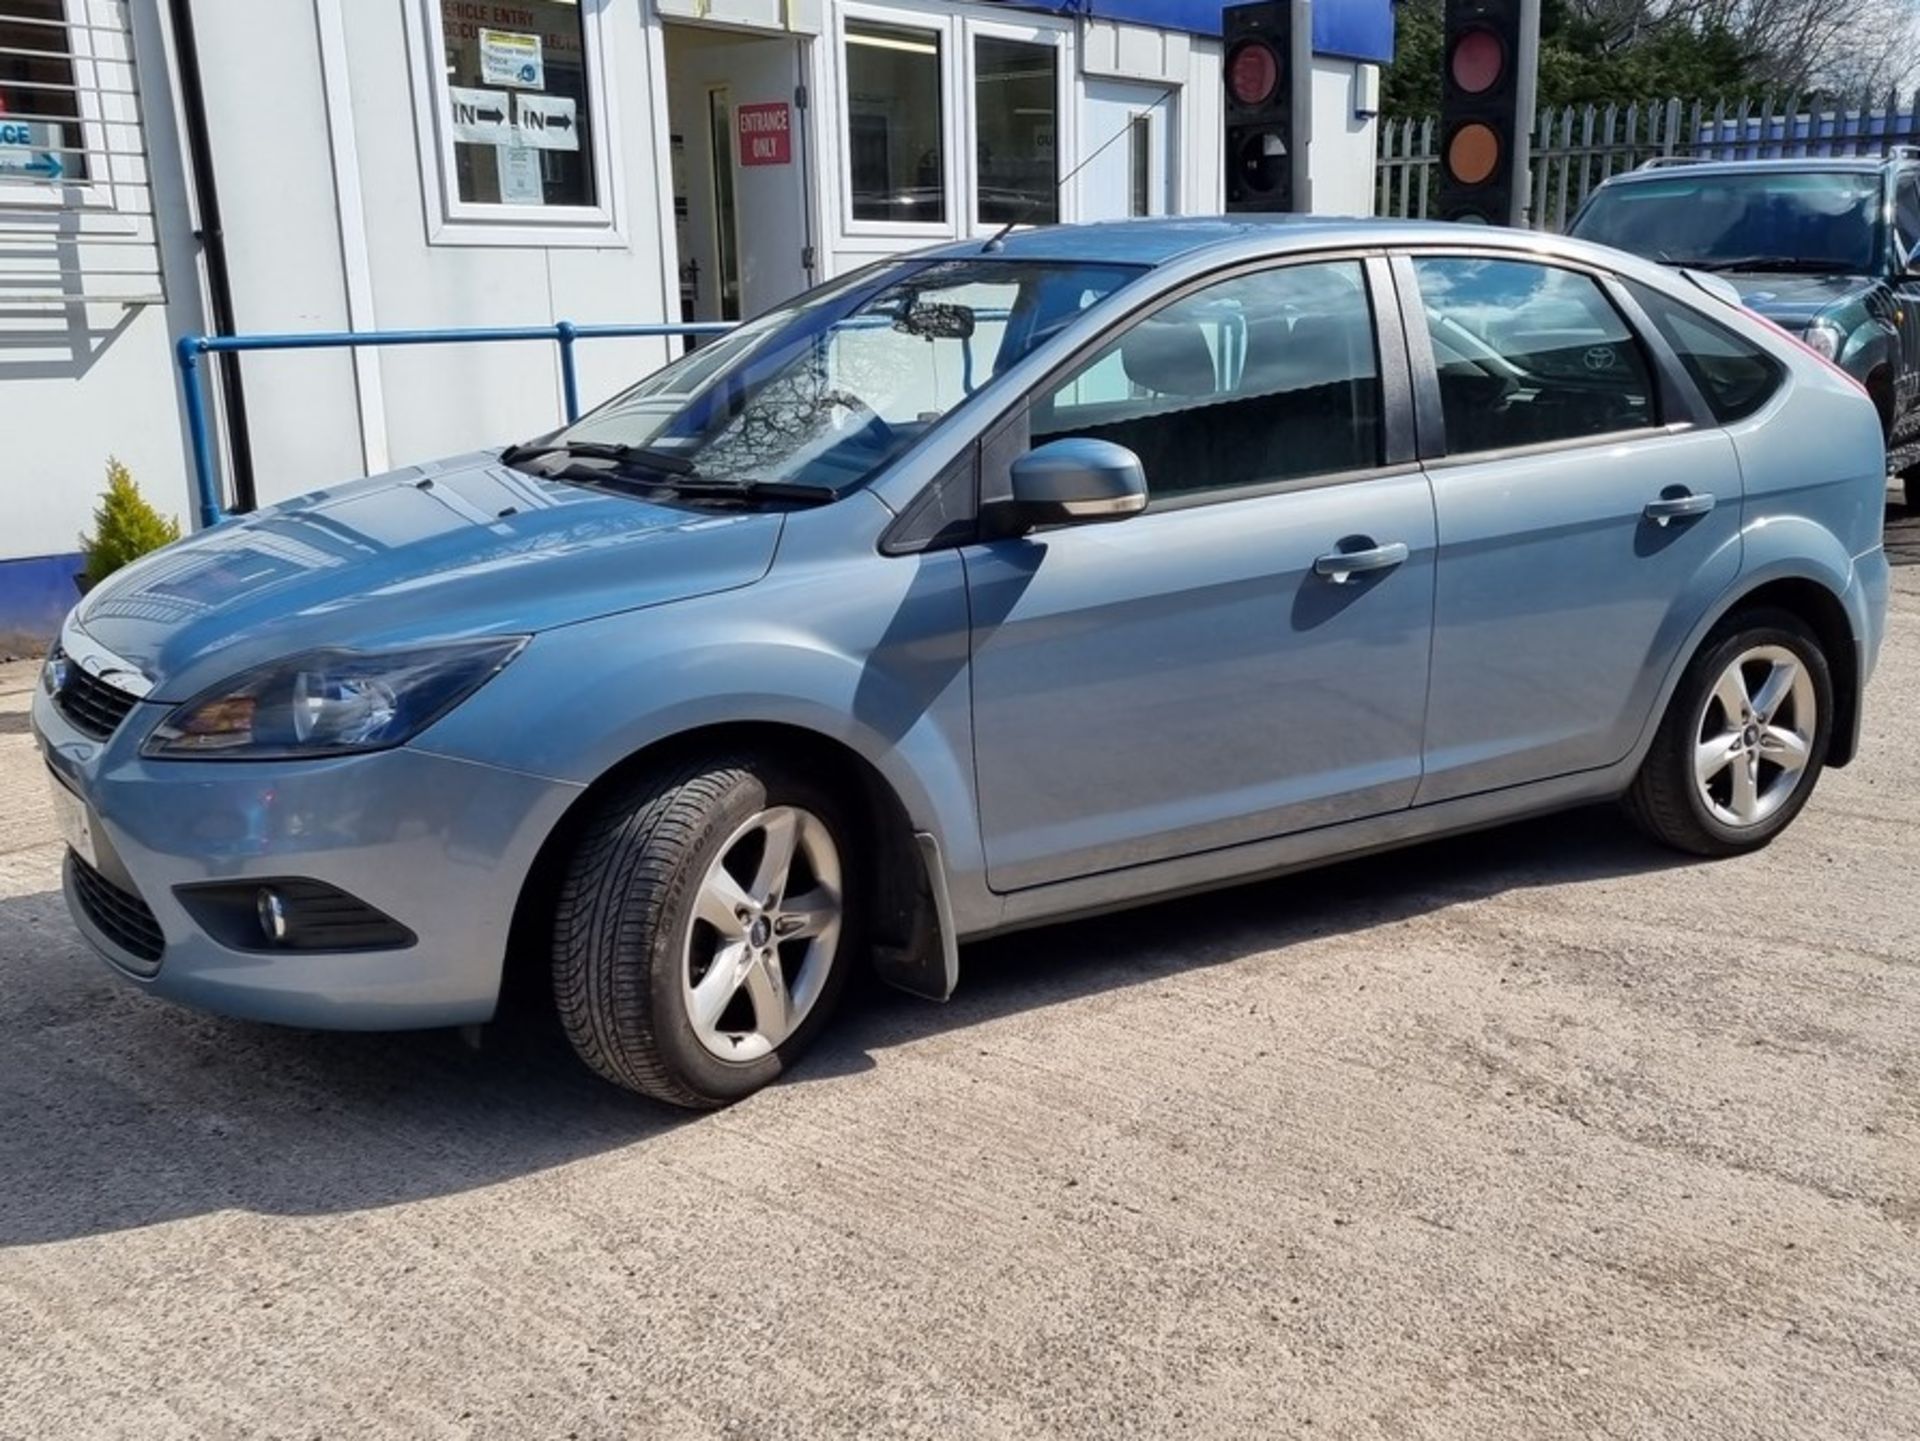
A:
[
  {"left": 552, "top": 754, "right": 860, "bottom": 1108},
  {"left": 1624, "top": 609, "right": 1833, "bottom": 858}
]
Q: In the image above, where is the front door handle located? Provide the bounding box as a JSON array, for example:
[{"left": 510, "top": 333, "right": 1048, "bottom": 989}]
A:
[
  {"left": 1313, "top": 540, "right": 1409, "bottom": 583},
  {"left": 1643, "top": 490, "right": 1716, "bottom": 526}
]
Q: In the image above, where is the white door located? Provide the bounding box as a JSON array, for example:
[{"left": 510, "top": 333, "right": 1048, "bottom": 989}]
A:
[{"left": 1077, "top": 79, "right": 1177, "bottom": 222}]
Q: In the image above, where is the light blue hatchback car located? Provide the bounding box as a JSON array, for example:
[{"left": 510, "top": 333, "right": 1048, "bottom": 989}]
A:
[{"left": 35, "top": 218, "right": 1890, "bottom": 1107}]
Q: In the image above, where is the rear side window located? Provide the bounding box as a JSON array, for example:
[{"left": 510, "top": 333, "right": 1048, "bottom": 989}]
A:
[
  {"left": 1410, "top": 257, "right": 1656, "bottom": 455},
  {"left": 1627, "top": 282, "right": 1783, "bottom": 424}
]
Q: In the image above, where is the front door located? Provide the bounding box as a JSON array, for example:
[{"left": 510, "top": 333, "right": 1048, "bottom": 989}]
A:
[
  {"left": 1399, "top": 253, "right": 1745, "bottom": 804},
  {"left": 964, "top": 259, "right": 1436, "bottom": 891}
]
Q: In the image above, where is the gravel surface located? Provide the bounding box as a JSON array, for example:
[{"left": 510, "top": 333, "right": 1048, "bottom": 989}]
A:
[{"left": 3, "top": 510, "right": 1917, "bottom": 1440}]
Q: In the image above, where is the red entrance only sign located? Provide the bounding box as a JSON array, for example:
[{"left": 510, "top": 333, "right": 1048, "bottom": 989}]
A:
[{"left": 737, "top": 102, "right": 791, "bottom": 166}]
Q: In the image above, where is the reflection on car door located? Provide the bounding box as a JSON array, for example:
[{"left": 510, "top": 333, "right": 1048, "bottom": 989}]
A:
[
  {"left": 1400, "top": 253, "right": 1744, "bottom": 804},
  {"left": 963, "top": 259, "right": 1438, "bottom": 892}
]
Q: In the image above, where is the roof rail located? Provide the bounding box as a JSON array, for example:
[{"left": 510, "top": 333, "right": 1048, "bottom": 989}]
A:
[{"left": 1636, "top": 155, "right": 1713, "bottom": 169}]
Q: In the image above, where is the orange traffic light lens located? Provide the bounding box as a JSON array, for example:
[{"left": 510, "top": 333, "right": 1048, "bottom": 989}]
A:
[
  {"left": 1450, "top": 26, "right": 1505, "bottom": 94},
  {"left": 1447, "top": 123, "right": 1501, "bottom": 185},
  {"left": 1226, "top": 40, "right": 1280, "bottom": 107}
]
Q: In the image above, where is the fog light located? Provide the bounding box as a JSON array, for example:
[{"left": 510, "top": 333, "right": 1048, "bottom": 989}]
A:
[{"left": 257, "top": 887, "right": 289, "bottom": 945}]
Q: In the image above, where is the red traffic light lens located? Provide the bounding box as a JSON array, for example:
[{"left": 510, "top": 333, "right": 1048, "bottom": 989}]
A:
[
  {"left": 1450, "top": 26, "right": 1505, "bottom": 94},
  {"left": 1447, "top": 122, "right": 1501, "bottom": 185},
  {"left": 1226, "top": 40, "right": 1280, "bottom": 108}
]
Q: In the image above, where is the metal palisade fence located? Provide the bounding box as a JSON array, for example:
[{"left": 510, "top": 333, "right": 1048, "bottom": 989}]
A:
[{"left": 1378, "top": 92, "right": 1920, "bottom": 232}]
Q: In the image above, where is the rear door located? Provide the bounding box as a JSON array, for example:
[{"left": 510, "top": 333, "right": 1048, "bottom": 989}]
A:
[{"left": 1396, "top": 252, "right": 1745, "bottom": 804}]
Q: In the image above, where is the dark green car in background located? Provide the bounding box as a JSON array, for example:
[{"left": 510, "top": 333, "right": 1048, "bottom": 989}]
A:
[{"left": 1572, "top": 153, "right": 1920, "bottom": 507}]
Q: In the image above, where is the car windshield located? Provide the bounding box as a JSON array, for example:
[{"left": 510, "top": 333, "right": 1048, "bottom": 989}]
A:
[
  {"left": 534, "top": 257, "right": 1145, "bottom": 494},
  {"left": 1571, "top": 170, "right": 1882, "bottom": 273}
]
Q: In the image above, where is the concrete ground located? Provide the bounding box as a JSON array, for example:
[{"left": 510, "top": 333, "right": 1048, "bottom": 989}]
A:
[{"left": 3, "top": 509, "right": 1918, "bottom": 1441}]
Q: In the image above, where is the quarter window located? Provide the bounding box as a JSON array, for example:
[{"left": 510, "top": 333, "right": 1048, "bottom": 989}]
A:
[
  {"left": 846, "top": 21, "right": 945, "bottom": 223},
  {"left": 1034, "top": 261, "right": 1383, "bottom": 500},
  {"left": 1628, "top": 282, "right": 1783, "bottom": 424},
  {"left": 1411, "top": 257, "right": 1656, "bottom": 454}
]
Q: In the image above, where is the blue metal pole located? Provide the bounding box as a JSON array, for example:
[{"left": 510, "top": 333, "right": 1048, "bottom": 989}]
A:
[
  {"left": 175, "top": 334, "right": 224, "bottom": 529},
  {"left": 555, "top": 320, "right": 580, "bottom": 423}
]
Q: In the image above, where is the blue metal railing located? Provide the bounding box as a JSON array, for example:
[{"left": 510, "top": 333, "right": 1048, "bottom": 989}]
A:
[{"left": 175, "top": 321, "right": 735, "bottom": 529}]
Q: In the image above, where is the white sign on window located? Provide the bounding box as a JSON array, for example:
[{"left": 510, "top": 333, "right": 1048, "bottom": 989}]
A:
[
  {"left": 0, "top": 118, "right": 63, "bottom": 182},
  {"left": 449, "top": 87, "right": 512, "bottom": 146},
  {"left": 498, "top": 143, "right": 544, "bottom": 204},
  {"left": 514, "top": 93, "right": 578, "bottom": 151},
  {"left": 479, "top": 28, "right": 544, "bottom": 89}
]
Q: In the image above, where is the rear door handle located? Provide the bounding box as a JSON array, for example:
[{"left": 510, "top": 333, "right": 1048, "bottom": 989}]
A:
[
  {"left": 1643, "top": 491, "right": 1716, "bottom": 526},
  {"left": 1313, "top": 540, "right": 1409, "bottom": 583}
]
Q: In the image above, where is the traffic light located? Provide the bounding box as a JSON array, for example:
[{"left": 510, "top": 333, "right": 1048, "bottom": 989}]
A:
[
  {"left": 1436, "top": 0, "right": 1540, "bottom": 225},
  {"left": 1223, "top": 1, "right": 1312, "bottom": 214}
]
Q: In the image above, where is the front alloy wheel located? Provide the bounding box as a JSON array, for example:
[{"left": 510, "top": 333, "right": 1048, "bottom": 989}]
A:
[
  {"left": 553, "top": 756, "right": 859, "bottom": 1108},
  {"left": 684, "top": 806, "right": 843, "bottom": 1064}
]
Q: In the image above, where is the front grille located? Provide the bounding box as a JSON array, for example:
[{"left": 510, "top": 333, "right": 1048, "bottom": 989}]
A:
[
  {"left": 68, "top": 852, "right": 164, "bottom": 970},
  {"left": 51, "top": 649, "right": 141, "bottom": 739}
]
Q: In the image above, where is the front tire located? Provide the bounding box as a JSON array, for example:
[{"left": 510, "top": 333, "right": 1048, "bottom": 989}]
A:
[
  {"left": 552, "top": 755, "right": 859, "bottom": 1108},
  {"left": 1625, "top": 609, "right": 1833, "bottom": 858}
]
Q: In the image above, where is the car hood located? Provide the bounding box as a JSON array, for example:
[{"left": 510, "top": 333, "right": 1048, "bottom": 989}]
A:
[
  {"left": 1718, "top": 272, "right": 1874, "bottom": 327},
  {"left": 72, "top": 452, "right": 783, "bottom": 701}
]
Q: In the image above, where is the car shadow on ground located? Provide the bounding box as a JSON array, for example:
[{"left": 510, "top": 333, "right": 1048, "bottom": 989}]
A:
[{"left": 0, "top": 804, "right": 1685, "bottom": 1248}]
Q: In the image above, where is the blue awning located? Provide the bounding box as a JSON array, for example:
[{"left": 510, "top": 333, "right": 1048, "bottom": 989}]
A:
[{"left": 989, "top": 2, "right": 1396, "bottom": 63}]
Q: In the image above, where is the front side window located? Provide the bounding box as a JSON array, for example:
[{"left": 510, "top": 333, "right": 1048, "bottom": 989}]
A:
[
  {"left": 1034, "top": 261, "right": 1383, "bottom": 500},
  {"left": 1629, "top": 282, "right": 1782, "bottom": 424},
  {"left": 975, "top": 37, "right": 1057, "bottom": 225},
  {"left": 846, "top": 21, "right": 944, "bottom": 223},
  {"left": 439, "top": 0, "right": 595, "bottom": 207},
  {"left": 0, "top": 0, "right": 87, "bottom": 183},
  {"left": 1411, "top": 257, "right": 1655, "bottom": 455},
  {"left": 554, "top": 258, "right": 1142, "bottom": 492},
  {"left": 1570, "top": 170, "right": 1880, "bottom": 275}
]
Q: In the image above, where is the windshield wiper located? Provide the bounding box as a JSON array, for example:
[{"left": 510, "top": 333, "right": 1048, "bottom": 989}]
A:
[
  {"left": 548, "top": 464, "right": 837, "bottom": 507},
  {"left": 1684, "top": 256, "right": 1854, "bottom": 274},
  {"left": 501, "top": 438, "right": 696, "bottom": 474}
]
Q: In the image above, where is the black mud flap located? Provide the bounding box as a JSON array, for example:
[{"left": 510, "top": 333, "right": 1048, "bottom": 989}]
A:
[{"left": 868, "top": 833, "right": 959, "bottom": 1001}]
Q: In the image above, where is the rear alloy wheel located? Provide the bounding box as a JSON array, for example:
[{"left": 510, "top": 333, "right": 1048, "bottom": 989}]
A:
[
  {"left": 1625, "top": 610, "right": 1833, "bottom": 857},
  {"left": 553, "top": 756, "right": 858, "bottom": 1108}
]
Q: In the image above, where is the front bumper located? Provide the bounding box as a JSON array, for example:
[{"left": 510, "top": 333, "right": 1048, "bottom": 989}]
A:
[{"left": 33, "top": 680, "right": 581, "bottom": 1029}]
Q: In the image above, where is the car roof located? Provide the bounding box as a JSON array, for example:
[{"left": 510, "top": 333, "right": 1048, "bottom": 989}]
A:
[{"left": 916, "top": 214, "right": 1640, "bottom": 268}]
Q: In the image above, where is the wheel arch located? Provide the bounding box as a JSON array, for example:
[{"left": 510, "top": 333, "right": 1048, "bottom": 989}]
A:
[
  {"left": 1666, "top": 571, "right": 1863, "bottom": 771},
  {"left": 501, "top": 720, "right": 951, "bottom": 1018},
  {"left": 1719, "top": 576, "right": 1862, "bottom": 767}
]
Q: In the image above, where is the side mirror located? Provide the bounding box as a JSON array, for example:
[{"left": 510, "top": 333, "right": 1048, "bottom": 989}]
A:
[{"left": 990, "top": 438, "right": 1148, "bottom": 536}]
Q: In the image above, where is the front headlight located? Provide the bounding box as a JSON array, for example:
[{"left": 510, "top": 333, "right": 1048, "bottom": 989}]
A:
[
  {"left": 143, "top": 637, "right": 527, "bottom": 760},
  {"left": 1801, "top": 319, "right": 1844, "bottom": 362}
]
